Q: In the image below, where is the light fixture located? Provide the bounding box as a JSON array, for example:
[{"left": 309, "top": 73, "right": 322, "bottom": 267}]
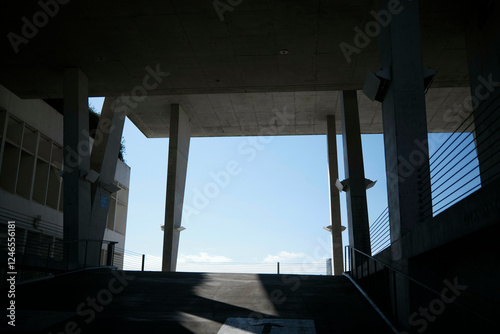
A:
[
  {"left": 323, "top": 225, "right": 346, "bottom": 232},
  {"left": 279, "top": 49, "right": 289, "bottom": 55},
  {"left": 335, "top": 178, "right": 377, "bottom": 191},
  {"left": 101, "top": 183, "right": 121, "bottom": 193},
  {"left": 363, "top": 69, "right": 391, "bottom": 102},
  {"left": 160, "top": 226, "right": 186, "bottom": 232},
  {"left": 33, "top": 215, "right": 41, "bottom": 229},
  {"left": 82, "top": 169, "right": 100, "bottom": 183},
  {"left": 335, "top": 179, "right": 349, "bottom": 192},
  {"left": 365, "top": 179, "right": 377, "bottom": 190}
]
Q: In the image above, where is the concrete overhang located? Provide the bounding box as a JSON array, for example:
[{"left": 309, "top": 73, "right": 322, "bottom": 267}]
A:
[
  {"left": 0, "top": 0, "right": 475, "bottom": 136},
  {"left": 126, "top": 87, "right": 471, "bottom": 137}
]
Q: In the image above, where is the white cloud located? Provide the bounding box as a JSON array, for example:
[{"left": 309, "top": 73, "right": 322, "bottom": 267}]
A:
[
  {"left": 263, "top": 251, "right": 307, "bottom": 263},
  {"left": 178, "top": 252, "right": 232, "bottom": 264}
]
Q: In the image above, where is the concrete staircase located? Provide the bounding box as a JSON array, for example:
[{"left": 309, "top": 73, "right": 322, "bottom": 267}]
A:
[{"left": 2, "top": 269, "right": 393, "bottom": 333}]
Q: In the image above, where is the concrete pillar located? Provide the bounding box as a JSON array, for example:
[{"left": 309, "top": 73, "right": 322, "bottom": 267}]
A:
[
  {"left": 63, "top": 68, "right": 91, "bottom": 268},
  {"left": 87, "top": 97, "right": 127, "bottom": 265},
  {"left": 162, "top": 105, "right": 191, "bottom": 272},
  {"left": 377, "top": 1, "right": 431, "bottom": 328},
  {"left": 378, "top": 0, "right": 432, "bottom": 250},
  {"left": 341, "top": 91, "right": 371, "bottom": 255},
  {"left": 326, "top": 115, "right": 343, "bottom": 275}
]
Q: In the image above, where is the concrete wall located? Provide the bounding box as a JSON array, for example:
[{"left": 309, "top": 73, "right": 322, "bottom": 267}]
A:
[
  {"left": 373, "top": 177, "right": 500, "bottom": 330},
  {"left": 466, "top": 2, "right": 500, "bottom": 187}
]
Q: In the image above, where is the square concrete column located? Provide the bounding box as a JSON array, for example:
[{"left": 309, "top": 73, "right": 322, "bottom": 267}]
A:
[
  {"left": 377, "top": 1, "right": 432, "bottom": 329},
  {"left": 378, "top": 0, "right": 432, "bottom": 249},
  {"left": 162, "top": 105, "right": 191, "bottom": 272},
  {"left": 326, "top": 115, "right": 344, "bottom": 275},
  {"left": 63, "top": 68, "right": 91, "bottom": 268},
  {"left": 341, "top": 91, "right": 371, "bottom": 255}
]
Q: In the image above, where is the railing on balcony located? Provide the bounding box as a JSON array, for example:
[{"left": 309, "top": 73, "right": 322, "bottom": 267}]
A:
[
  {"left": 118, "top": 247, "right": 330, "bottom": 275},
  {"left": 369, "top": 206, "right": 390, "bottom": 256},
  {"left": 0, "top": 207, "right": 119, "bottom": 284},
  {"left": 421, "top": 93, "right": 500, "bottom": 220}
]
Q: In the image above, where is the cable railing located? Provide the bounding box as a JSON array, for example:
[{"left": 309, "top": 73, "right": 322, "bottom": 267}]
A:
[
  {"left": 0, "top": 206, "right": 63, "bottom": 237},
  {"left": 0, "top": 229, "right": 117, "bottom": 285},
  {"left": 119, "top": 250, "right": 330, "bottom": 275},
  {"left": 344, "top": 246, "right": 497, "bottom": 332},
  {"left": 369, "top": 206, "right": 390, "bottom": 256},
  {"left": 0, "top": 205, "right": 126, "bottom": 271},
  {"left": 420, "top": 91, "right": 500, "bottom": 220}
]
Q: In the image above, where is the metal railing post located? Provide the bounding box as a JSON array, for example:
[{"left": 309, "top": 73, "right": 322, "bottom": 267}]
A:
[
  {"left": 141, "top": 254, "right": 145, "bottom": 271},
  {"left": 99, "top": 241, "right": 103, "bottom": 266},
  {"left": 46, "top": 242, "right": 52, "bottom": 272},
  {"left": 392, "top": 270, "right": 398, "bottom": 321},
  {"left": 277, "top": 262, "right": 280, "bottom": 274},
  {"left": 106, "top": 242, "right": 115, "bottom": 266},
  {"left": 84, "top": 240, "right": 88, "bottom": 268}
]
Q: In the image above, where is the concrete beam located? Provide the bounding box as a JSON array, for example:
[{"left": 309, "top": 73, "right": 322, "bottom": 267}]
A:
[
  {"left": 162, "top": 105, "right": 191, "bottom": 272},
  {"left": 326, "top": 115, "right": 343, "bottom": 276},
  {"left": 341, "top": 91, "right": 370, "bottom": 255},
  {"left": 63, "top": 68, "right": 91, "bottom": 268}
]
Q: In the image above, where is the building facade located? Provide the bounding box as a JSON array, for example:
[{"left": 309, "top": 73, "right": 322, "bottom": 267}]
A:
[{"left": 0, "top": 84, "right": 130, "bottom": 279}]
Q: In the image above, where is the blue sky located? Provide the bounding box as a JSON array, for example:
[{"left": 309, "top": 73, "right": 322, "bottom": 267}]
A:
[
  {"left": 88, "top": 97, "right": 389, "bottom": 273},
  {"left": 90, "top": 96, "right": 389, "bottom": 274},
  {"left": 89, "top": 96, "right": 479, "bottom": 274}
]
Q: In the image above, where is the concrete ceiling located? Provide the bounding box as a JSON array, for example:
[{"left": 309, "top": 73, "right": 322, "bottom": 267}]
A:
[
  {"left": 128, "top": 87, "right": 472, "bottom": 137},
  {"left": 0, "top": 0, "right": 475, "bottom": 136}
]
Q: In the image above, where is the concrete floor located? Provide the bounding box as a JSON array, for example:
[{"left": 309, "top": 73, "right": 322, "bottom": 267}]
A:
[{"left": 2, "top": 268, "right": 393, "bottom": 333}]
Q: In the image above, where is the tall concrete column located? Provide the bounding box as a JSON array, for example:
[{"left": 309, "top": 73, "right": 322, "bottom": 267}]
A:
[
  {"left": 162, "top": 105, "right": 191, "bottom": 272},
  {"left": 63, "top": 68, "right": 91, "bottom": 268},
  {"left": 341, "top": 91, "right": 370, "bottom": 255},
  {"left": 377, "top": 1, "right": 432, "bottom": 329},
  {"left": 88, "top": 97, "right": 127, "bottom": 265},
  {"left": 378, "top": 0, "right": 432, "bottom": 250},
  {"left": 326, "top": 115, "right": 343, "bottom": 276}
]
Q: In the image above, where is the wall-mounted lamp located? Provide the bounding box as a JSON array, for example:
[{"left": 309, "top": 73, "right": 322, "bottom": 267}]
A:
[{"left": 323, "top": 225, "right": 346, "bottom": 232}]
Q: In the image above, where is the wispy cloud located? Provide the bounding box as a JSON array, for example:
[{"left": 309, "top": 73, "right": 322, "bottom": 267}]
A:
[
  {"left": 263, "top": 251, "right": 307, "bottom": 263},
  {"left": 178, "top": 252, "right": 232, "bottom": 264}
]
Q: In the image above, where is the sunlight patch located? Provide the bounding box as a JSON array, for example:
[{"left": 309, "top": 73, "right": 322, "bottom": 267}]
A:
[{"left": 218, "top": 318, "right": 316, "bottom": 333}]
